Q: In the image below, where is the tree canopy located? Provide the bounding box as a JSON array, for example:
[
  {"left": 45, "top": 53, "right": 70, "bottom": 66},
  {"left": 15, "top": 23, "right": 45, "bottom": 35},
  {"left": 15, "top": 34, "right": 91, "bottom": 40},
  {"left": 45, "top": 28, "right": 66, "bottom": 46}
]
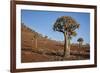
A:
[
  {"left": 77, "top": 38, "right": 84, "bottom": 42},
  {"left": 53, "top": 16, "right": 80, "bottom": 34}
]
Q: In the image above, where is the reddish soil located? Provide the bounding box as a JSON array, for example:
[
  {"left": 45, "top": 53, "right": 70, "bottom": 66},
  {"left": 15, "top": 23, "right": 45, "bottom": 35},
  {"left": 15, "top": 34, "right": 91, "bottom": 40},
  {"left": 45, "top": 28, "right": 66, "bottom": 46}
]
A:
[{"left": 21, "top": 24, "right": 90, "bottom": 63}]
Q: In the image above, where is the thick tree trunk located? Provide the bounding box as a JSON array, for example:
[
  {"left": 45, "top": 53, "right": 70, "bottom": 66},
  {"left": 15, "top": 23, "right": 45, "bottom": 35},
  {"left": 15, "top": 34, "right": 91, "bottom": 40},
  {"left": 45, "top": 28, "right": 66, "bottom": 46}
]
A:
[
  {"left": 78, "top": 42, "right": 80, "bottom": 48},
  {"left": 63, "top": 31, "right": 70, "bottom": 57},
  {"left": 68, "top": 38, "right": 70, "bottom": 55},
  {"left": 35, "top": 38, "right": 37, "bottom": 49},
  {"left": 63, "top": 32, "right": 67, "bottom": 57},
  {"left": 79, "top": 42, "right": 82, "bottom": 48}
]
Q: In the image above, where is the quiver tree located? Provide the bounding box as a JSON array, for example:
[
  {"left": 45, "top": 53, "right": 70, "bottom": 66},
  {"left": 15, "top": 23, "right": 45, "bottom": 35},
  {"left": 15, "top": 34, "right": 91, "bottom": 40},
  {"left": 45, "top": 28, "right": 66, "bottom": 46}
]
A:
[
  {"left": 44, "top": 35, "right": 48, "bottom": 44},
  {"left": 53, "top": 16, "right": 80, "bottom": 57},
  {"left": 77, "top": 37, "right": 84, "bottom": 48},
  {"left": 32, "top": 33, "right": 38, "bottom": 50}
]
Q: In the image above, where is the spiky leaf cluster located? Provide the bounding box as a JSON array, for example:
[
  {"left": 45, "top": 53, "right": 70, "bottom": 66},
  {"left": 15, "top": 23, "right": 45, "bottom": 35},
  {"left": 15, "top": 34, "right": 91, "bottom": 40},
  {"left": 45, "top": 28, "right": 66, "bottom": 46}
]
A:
[{"left": 53, "top": 16, "right": 80, "bottom": 34}]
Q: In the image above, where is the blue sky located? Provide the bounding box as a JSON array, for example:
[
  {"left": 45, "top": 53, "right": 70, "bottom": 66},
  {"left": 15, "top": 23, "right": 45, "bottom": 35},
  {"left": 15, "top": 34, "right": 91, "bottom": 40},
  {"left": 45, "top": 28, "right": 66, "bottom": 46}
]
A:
[{"left": 21, "top": 10, "right": 90, "bottom": 43}]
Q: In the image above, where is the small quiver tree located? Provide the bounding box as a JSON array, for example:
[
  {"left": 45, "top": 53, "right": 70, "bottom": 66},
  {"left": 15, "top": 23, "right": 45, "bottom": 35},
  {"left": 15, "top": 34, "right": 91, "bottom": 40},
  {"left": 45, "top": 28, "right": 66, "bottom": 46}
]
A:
[{"left": 77, "top": 37, "right": 84, "bottom": 48}]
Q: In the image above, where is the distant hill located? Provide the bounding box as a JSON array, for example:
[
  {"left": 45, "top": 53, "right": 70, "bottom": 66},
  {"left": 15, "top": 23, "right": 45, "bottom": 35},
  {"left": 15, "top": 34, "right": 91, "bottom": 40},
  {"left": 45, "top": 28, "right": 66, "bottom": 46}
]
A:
[{"left": 21, "top": 23, "right": 63, "bottom": 51}]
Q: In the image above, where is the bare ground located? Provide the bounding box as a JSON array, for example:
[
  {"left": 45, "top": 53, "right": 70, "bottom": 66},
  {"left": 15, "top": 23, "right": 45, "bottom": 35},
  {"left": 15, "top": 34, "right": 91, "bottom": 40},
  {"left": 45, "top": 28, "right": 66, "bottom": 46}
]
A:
[{"left": 21, "top": 24, "right": 90, "bottom": 63}]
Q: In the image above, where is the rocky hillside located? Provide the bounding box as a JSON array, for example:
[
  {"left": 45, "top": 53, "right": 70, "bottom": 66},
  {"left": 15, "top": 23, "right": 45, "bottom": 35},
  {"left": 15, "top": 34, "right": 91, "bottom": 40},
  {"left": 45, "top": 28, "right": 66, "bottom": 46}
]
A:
[
  {"left": 21, "top": 23, "right": 90, "bottom": 63},
  {"left": 21, "top": 23, "right": 63, "bottom": 51}
]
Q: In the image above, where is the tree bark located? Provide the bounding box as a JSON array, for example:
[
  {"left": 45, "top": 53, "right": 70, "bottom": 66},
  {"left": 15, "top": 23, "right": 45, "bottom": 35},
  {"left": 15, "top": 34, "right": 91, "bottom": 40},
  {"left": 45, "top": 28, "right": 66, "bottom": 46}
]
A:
[
  {"left": 63, "top": 31, "right": 70, "bottom": 57},
  {"left": 63, "top": 31, "right": 66, "bottom": 57},
  {"left": 79, "top": 42, "right": 82, "bottom": 48},
  {"left": 68, "top": 38, "right": 70, "bottom": 55},
  {"left": 79, "top": 42, "right": 80, "bottom": 48}
]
